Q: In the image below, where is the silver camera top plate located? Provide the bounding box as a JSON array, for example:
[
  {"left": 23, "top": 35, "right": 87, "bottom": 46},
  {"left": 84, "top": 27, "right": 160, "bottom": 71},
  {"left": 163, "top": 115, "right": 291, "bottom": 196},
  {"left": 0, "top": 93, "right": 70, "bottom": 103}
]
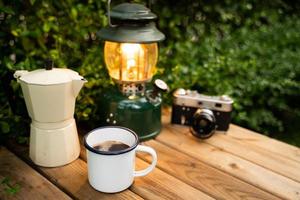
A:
[{"left": 173, "top": 88, "right": 233, "bottom": 112}]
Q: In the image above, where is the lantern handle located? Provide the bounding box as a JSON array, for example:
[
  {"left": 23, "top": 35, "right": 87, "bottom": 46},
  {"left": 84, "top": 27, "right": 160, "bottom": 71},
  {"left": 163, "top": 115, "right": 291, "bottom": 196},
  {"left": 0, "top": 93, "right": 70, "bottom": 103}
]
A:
[
  {"left": 107, "top": 0, "right": 154, "bottom": 27},
  {"left": 107, "top": 0, "right": 117, "bottom": 27},
  {"left": 148, "top": 0, "right": 153, "bottom": 9}
]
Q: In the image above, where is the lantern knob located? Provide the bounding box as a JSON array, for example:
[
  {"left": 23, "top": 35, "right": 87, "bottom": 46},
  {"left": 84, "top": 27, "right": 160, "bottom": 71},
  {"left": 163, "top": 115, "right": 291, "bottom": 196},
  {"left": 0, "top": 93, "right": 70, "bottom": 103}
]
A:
[
  {"left": 146, "top": 79, "right": 168, "bottom": 103},
  {"left": 154, "top": 79, "right": 169, "bottom": 93}
]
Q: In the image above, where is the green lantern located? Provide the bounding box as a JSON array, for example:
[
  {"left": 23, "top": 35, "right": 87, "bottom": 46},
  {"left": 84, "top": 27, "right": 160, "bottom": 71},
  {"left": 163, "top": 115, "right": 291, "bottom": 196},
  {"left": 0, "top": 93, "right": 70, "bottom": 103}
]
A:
[{"left": 97, "top": 1, "right": 168, "bottom": 141}]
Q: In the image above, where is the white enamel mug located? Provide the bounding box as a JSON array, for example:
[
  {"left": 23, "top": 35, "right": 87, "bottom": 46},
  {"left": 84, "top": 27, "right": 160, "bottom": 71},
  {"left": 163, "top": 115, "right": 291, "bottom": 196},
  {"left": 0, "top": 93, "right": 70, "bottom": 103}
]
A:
[{"left": 84, "top": 126, "right": 157, "bottom": 193}]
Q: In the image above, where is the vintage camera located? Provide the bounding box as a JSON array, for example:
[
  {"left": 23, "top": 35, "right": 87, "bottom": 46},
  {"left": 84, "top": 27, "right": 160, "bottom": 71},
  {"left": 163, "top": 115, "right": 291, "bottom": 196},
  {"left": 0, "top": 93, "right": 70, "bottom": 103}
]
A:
[{"left": 171, "top": 88, "right": 233, "bottom": 139}]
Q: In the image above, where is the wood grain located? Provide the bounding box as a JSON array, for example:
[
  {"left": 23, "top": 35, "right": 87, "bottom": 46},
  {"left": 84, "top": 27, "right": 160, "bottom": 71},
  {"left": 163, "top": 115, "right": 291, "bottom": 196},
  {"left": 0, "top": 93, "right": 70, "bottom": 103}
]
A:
[
  {"left": 165, "top": 121, "right": 300, "bottom": 183},
  {"left": 140, "top": 140, "right": 281, "bottom": 200},
  {"left": 42, "top": 158, "right": 142, "bottom": 200},
  {"left": 0, "top": 147, "right": 71, "bottom": 200},
  {"left": 228, "top": 124, "right": 300, "bottom": 163},
  {"left": 156, "top": 124, "right": 300, "bottom": 200},
  {"left": 132, "top": 159, "right": 214, "bottom": 200},
  {"left": 205, "top": 131, "right": 300, "bottom": 183},
  {"left": 79, "top": 139, "right": 214, "bottom": 200},
  {"left": 5, "top": 141, "right": 143, "bottom": 200}
]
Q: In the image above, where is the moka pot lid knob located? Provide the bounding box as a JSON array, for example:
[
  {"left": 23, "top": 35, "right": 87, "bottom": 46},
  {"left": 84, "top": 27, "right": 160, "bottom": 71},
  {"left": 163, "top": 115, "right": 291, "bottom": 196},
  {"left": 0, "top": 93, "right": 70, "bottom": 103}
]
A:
[{"left": 45, "top": 59, "right": 53, "bottom": 70}]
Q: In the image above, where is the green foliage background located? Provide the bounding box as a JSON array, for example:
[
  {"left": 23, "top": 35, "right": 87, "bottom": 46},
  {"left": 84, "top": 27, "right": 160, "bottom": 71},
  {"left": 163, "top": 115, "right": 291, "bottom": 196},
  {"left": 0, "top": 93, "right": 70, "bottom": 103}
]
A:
[{"left": 1, "top": 0, "right": 300, "bottom": 146}]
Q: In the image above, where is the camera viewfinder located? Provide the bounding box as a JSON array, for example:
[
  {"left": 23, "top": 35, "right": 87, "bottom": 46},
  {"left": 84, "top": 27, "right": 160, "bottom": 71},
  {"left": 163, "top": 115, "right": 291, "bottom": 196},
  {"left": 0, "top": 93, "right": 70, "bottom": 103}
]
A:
[{"left": 215, "top": 103, "right": 222, "bottom": 108}]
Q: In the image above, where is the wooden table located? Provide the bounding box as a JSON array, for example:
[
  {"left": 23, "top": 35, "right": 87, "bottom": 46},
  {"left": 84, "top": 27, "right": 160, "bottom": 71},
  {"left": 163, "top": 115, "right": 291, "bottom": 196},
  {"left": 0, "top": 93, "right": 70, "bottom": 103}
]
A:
[{"left": 1, "top": 108, "right": 300, "bottom": 200}]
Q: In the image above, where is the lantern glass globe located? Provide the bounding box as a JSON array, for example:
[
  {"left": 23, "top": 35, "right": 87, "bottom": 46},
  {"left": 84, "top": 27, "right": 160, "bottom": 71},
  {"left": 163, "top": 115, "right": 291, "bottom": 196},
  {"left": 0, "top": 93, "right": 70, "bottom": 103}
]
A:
[{"left": 104, "top": 41, "right": 158, "bottom": 82}]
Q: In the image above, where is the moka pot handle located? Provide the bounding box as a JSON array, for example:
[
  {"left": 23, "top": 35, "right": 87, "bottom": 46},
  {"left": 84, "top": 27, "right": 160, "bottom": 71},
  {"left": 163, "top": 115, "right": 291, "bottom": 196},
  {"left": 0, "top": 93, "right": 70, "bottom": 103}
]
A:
[{"left": 1, "top": 70, "right": 28, "bottom": 116}]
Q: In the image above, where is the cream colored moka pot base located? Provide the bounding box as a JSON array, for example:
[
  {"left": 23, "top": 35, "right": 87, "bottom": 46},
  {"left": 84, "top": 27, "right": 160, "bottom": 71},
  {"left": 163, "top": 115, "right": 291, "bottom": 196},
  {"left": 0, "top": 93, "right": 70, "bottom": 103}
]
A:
[{"left": 29, "top": 118, "right": 80, "bottom": 167}]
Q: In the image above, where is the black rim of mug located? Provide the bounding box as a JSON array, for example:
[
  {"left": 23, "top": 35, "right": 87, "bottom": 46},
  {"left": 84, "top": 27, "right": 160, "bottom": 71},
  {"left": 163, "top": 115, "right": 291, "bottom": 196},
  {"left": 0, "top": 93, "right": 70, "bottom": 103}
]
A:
[{"left": 84, "top": 126, "right": 139, "bottom": 155}]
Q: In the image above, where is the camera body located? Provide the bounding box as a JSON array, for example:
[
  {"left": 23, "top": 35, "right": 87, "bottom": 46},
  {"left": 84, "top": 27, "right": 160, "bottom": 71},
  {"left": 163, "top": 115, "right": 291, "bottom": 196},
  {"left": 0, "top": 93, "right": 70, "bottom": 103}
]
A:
[{"left": 171, "top": 89, "right": 233, "bottom": 138}]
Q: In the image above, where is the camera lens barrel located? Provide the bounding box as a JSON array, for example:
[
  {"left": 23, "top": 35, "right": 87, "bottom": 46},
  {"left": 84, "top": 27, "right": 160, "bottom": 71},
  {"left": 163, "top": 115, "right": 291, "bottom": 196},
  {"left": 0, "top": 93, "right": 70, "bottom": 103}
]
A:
[{"left": 191, "top": 109, "right": 216, "bottom": 139}]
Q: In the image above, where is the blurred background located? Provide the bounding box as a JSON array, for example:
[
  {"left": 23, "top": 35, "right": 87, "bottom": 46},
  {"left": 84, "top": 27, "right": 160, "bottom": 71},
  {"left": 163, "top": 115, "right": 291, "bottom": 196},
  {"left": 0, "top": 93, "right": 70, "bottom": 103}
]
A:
[{"left": 0, "top": 0, "right": 299, "bottom": 146}]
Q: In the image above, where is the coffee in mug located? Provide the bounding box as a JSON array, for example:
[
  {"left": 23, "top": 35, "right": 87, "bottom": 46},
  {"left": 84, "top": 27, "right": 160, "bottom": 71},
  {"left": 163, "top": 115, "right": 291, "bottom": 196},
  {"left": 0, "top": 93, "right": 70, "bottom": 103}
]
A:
[
  {"left": 84, "top": 126, "right": 157, "bottom": 193},
  {"left": 93, "top": 140, "right": 130, "bottom": 152}
]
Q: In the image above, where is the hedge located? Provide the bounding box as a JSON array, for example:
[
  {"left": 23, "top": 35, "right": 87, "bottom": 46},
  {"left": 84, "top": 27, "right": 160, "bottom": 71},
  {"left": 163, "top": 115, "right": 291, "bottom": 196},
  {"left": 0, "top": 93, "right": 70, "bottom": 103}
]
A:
[{"left": 0, "top": 0, "right": 299, "bottom": 146}]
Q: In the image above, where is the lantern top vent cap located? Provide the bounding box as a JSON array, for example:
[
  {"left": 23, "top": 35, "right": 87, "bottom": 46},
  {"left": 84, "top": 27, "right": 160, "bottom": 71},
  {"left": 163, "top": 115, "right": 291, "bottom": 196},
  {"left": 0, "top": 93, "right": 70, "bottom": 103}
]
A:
[
  {"left": 98, "top": 2, "right": 165, "bottom": 43},
  {"left": 110, "top": 3, "right": 157, "bottom": 21}
]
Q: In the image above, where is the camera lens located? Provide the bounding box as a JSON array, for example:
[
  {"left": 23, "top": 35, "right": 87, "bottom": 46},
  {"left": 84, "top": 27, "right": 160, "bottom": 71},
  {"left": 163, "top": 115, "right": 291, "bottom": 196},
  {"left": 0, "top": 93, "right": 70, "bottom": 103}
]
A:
[{"left": 191, "top": 109, "right": 216, "bottom": 139}]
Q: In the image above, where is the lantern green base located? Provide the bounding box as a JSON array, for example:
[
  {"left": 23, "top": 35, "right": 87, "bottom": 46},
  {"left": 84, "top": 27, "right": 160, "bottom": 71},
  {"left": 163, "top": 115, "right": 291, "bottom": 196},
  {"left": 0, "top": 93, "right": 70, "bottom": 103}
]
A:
[{"left": 97, "top": 88, "right": 162, "bottom": 141}]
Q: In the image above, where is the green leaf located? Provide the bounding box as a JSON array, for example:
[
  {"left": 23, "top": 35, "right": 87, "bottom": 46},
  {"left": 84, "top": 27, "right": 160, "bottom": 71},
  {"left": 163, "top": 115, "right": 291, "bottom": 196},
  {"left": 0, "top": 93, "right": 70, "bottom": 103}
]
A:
[
  {"left": 5, "top": 184, "right": 20, "bottom": 195},
  {"left": 29, "top": 0, "right": 36, "bottom": 5},
  {"left": 11, "top": 30, "right": 18, "bottom": 37},
  {"left": 1, "top": 122, "right": 10, "bottom": 133},
  {"left": 43, "top": 23, "right": 51, "bottom": 32},
  {"left": 17, "top": 136, "right": 29, "bottom": 144},
  {"left": 71, "top": 7, "right": 78, "bottom": 19},
  {"left": 49, "top": 49, "right": 59, "bottom": 60},
  {"left": 0, "top": 6, "right": 15, "bottom": 14},
  {"left": 1, "top": 177, "right": 10, "bottom": 185}
]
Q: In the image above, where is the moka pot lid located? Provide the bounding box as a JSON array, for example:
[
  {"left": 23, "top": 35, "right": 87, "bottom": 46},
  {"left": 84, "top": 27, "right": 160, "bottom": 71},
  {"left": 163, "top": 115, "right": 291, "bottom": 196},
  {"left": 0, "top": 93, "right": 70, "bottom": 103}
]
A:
[{"left": 15, "top": 66, "right": 84, "bottom": 85}]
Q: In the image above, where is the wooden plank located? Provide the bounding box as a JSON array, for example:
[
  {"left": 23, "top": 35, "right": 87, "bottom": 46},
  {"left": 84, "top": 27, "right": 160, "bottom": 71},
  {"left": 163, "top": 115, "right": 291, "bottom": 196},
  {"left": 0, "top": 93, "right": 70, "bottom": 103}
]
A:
[
  {"left": 205, "top": 131, "right": 300, "bottom": 183},
  {"left": 5, "top": 141, "right": 143, "bottom": 200},
  {"left": 0, "top": 147, "right": 71, "bottom": 200},
  {"left": 42, "top": 158, "right": 142, "bottom": 200},
  {"left": 140, "top": 140, "right": 281, "bottom": 200},
  {"left": 132, "top": 160, "right": 214, "bottom": 200},
  {"left": 156, "top": 124, "right": 300, "bottom": 200},
  {"left": 79, "top": 141, "right": 214, "bottom": 200},
  {"left": 162, "top": 108, "right": 300, "bottom": 164},
  {"left": 228, "top": 124, "right": 300, "bottom": 163}
]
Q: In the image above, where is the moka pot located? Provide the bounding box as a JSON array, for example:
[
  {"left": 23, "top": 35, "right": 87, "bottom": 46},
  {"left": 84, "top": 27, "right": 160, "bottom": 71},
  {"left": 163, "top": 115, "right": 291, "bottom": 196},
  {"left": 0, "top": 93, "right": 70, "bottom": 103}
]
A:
[{"left": 14, "top": 64, "right": 86, "bottom": 167}]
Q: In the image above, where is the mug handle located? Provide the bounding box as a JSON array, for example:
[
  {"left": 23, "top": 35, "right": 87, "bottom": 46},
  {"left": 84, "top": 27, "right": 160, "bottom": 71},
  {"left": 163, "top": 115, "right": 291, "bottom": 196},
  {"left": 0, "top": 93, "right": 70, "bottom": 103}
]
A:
[{"left": 134, "top": 145, "right": 157, "bottom": 177}]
